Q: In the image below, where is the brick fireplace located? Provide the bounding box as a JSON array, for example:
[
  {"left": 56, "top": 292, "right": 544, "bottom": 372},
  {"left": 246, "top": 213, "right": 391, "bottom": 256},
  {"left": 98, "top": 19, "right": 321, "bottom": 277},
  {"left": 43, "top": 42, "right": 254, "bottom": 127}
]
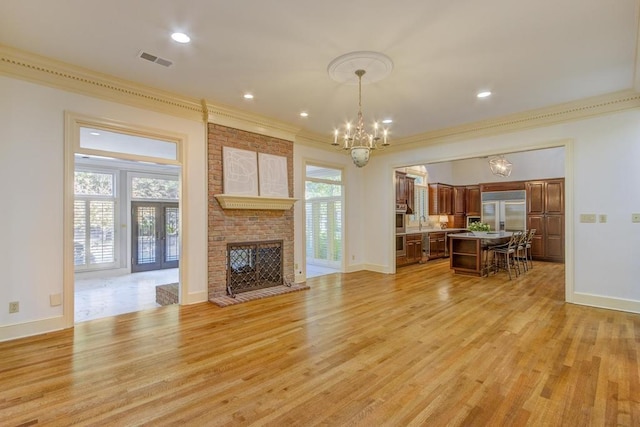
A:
[{"left": 207, "top": 123, "right": 295, "bottom": 300}]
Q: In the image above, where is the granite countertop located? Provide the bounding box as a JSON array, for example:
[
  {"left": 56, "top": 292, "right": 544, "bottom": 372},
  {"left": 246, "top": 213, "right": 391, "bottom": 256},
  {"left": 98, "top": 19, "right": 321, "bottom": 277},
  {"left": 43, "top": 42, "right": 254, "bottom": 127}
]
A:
[
  {"left": 447, "top": 231, "right": 513, "bottom": 239},
  {"left": 397, "top": 228, "right": 468, "bottom": 236}
]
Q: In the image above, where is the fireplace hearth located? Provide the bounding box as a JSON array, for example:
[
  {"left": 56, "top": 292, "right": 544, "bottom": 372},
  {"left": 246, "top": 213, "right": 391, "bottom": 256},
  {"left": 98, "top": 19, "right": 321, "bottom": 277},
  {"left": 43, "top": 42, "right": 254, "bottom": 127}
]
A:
[{"left": 227, "top": 240, "right": 283, "bottom": 297}]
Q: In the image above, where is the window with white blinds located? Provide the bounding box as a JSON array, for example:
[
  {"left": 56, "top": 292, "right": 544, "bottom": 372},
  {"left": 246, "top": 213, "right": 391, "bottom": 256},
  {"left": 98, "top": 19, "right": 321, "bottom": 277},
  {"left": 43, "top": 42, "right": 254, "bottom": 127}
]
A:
[{"left": 74, "top": 170, "right": 117, "bottom": 269}]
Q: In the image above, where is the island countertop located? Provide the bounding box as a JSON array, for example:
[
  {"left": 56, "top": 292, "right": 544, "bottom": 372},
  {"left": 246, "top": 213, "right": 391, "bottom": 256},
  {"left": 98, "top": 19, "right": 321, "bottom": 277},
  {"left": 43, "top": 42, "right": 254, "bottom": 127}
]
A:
[
  {"left": 447, "top": 231, "right": 513, "bottom": 239},
  {"left": 397, "top": 228, "right": 468, "bottom": 236}
]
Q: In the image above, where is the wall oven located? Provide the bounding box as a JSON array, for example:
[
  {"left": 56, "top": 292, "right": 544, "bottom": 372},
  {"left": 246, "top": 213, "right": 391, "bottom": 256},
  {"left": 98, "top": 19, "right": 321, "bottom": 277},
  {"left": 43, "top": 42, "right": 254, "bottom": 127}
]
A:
[
  {"left": 395, "top": 212, "right": 406, "bottom": 234},
  {"left": 396, "top": 234, "right": 406, "bottom": 257}
]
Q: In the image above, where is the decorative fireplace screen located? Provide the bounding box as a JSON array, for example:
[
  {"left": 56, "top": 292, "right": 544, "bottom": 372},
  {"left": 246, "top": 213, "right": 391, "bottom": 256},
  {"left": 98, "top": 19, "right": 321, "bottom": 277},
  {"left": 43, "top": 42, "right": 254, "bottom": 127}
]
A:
[{"left": 226, "top": 240, "right": 283, "bottom": 297}]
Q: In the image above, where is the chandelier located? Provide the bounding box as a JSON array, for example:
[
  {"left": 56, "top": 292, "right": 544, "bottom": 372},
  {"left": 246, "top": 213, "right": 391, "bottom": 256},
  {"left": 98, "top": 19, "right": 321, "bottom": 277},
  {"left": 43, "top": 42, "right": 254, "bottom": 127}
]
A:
[
  {"left": 331, "top": 69, "right": 389, "bottom": 167},
  {"left": 489, "top": 155, "right": 513, "bottom": 177}
]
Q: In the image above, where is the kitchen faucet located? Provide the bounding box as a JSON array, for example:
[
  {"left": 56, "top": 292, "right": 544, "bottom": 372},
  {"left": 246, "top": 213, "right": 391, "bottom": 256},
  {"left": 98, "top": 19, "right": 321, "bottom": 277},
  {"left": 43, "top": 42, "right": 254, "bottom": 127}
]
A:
[{"left": 419, "top": 215, "right": 426, "bottom": 231}]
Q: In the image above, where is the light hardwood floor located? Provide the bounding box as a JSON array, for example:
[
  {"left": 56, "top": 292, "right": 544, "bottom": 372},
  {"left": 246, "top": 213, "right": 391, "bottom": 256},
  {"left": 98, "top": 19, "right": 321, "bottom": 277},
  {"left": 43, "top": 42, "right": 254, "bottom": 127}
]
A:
[{"left": 2, "top": 260, "right": 639, "bottom": 426}]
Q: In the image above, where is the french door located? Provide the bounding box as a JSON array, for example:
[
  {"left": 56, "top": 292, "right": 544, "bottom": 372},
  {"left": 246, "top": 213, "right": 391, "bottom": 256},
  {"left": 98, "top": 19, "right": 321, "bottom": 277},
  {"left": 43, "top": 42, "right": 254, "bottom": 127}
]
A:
[{"left": 131, "top": 202, "right": 179, "bottom": 272}]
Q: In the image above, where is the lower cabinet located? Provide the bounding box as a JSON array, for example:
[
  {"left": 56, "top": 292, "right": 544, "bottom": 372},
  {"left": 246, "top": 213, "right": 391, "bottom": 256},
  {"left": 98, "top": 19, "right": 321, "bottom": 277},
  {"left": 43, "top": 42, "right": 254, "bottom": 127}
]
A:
[
  {"left": 428, "top": 232, "right": 447, "bottom": 259},
  {"left": 527, "top": 214, "right": 564, "bottom": 262},
  {"left": 405, "top": 234, "right": 423, "bottom": 265}
]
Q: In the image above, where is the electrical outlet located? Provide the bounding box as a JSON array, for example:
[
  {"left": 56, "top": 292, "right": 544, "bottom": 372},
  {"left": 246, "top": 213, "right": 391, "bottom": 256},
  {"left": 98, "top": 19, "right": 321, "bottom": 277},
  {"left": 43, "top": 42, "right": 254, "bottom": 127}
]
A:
[
  {"left": 9, "top": 301, "right": 19, "bottom": 314},
  {"left": 352, "top": 255, "right": 355, "bottom": 261},
  {"left": 632, "top": 213, "right": 640, "bottom": 223}
]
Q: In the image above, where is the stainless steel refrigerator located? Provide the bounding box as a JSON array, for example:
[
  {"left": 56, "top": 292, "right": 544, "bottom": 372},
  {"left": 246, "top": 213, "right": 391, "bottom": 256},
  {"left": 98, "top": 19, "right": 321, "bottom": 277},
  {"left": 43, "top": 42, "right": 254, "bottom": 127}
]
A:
[{"left": 481, "top": 190, "right": 527, "bottom": 231}]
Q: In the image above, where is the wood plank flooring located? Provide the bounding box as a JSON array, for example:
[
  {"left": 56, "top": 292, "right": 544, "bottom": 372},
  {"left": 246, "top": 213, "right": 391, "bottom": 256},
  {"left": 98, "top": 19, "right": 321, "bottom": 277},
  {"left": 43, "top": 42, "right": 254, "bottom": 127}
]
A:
[{"left": 1, "top": 260, "right": 639, "bottom": 426}]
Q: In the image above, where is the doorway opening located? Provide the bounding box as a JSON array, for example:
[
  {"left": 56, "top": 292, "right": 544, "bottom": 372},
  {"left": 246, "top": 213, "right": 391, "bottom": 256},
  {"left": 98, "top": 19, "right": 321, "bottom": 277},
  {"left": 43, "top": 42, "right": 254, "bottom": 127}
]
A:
[
  {"left": 66, "top": 114, "right": 183, "bottom": 323},
  {"left": 304, "top": 164, "right": 344, "bottom": 278}
]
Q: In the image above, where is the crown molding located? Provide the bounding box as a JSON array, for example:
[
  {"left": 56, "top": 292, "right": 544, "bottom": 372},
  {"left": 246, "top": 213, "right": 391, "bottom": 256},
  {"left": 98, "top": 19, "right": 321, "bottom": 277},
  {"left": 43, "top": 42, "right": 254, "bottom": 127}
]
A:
[
  {"left": 388, "top": 89, "right": 640, "bottom": 152},
  {"left": 0, "top": 44, "right": 204, "bottom": 121},
  {"left": 3, "top": 44, "right": 640, "bottom": 150},
  {"left": 204, "top": 101, "right": 301, "bottom": 142},
  {"left": 0, "top": 44, "right": 301, "bottom": 138}
]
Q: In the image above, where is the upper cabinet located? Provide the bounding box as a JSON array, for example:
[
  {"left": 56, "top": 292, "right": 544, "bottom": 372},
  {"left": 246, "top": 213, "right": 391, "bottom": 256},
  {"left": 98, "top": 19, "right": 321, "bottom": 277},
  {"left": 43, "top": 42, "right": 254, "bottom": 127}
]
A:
[
  {"left": 526, "top": 179, "right": 564, "bottom": 215},
  {"left": 453, "top": 186, "right": 466, "bottom": 215},
  {"left": 429, "top": 183, "right": 452, "bottom": 215},
  {"left": 395, "top": 171, "right": 407, "bottom": 205},
  {"left": 395, "top": 171, "right": 415, "bottom": 213},
  {"left": 465, "top": 185, "right": 481, "bottom": 216},
  {"left": 406, "top": 176, "right": 416, "bottom": 214}
]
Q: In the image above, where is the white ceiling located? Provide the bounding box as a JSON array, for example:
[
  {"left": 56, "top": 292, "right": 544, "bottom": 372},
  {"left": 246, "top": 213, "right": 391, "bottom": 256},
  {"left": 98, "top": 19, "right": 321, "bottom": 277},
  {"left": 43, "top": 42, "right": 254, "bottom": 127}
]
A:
[{"left": 1, "top": 1, "right": 639, "bottom": 141}]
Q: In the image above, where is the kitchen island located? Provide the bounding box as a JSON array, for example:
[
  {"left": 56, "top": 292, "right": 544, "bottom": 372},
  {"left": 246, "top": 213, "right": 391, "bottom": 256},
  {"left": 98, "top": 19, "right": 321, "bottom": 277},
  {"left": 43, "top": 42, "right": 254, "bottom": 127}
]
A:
[{"left": 448, "top": 231, "right": 512, "bottom": 276}]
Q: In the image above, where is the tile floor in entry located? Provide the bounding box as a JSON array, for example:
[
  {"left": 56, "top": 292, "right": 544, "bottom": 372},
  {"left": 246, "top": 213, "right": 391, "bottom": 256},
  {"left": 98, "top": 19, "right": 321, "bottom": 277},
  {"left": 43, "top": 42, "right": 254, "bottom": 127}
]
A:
[
  {"left": 75, "top": 268, "right": 179, "bottom": 323},
  {"left": 76, "top": 264, "right": 335, "bottom": 322}
]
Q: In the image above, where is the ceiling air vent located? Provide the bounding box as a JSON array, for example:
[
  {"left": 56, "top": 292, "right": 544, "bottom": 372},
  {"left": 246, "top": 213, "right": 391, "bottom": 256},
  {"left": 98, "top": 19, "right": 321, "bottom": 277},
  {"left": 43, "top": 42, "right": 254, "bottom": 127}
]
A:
[{"left": 138, "top": 51, "right": 173, "bottom": 67}]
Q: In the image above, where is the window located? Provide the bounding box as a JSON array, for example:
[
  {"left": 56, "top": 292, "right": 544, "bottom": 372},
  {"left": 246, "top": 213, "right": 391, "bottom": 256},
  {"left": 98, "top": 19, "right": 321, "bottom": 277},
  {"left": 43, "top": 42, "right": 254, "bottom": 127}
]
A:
[
  {"left": 131, "top": 175, "right": 179, "bottom": 200},
  {"left": 74, "top": 170, "right": 117, "bottom": 269},
  {"left": 407, "top": 169, "right": 428, "bottom": 227}
]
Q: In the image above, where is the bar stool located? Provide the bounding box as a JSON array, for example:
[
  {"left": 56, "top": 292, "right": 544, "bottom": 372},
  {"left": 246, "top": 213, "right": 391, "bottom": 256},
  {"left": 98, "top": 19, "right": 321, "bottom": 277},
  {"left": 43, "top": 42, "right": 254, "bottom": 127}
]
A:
[
  {"left": 515, "top": 230, "right": 529, "bottom": 273},
  {"left": 525, "top": 228, "right": 536, "bottom": 269},
  {"left": 491, "top": 232, "right": 521, "bottom": 280}
]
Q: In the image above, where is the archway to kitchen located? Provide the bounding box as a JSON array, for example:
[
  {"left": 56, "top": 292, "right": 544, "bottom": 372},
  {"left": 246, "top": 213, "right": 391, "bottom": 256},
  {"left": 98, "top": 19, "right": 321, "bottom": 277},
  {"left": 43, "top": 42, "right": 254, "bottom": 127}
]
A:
[{"left": 395, "top": 146, "right": 567, "bottom": 275}]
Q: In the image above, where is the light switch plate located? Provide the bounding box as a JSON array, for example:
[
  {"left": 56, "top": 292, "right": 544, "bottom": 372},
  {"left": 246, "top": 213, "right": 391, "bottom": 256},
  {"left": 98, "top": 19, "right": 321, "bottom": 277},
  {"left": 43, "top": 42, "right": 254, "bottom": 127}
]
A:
[
  {"left": 632, "top": 213, "right": 640, "bottom": 223},
  {"left": 580, "top": 214, "right": 596, "bottom": 223},
  {"left": 599, "top": 214, "right": 607, "bottom": 223}
]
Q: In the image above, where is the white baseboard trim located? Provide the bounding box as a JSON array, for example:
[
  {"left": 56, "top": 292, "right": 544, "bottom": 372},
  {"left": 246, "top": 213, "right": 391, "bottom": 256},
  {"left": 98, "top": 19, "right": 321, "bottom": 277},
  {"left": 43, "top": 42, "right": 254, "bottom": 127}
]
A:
[
  {"left": 360, "top": 263, "right": 392, "bottom": 274},
  {"left": 569, "top": 292, "right": 640, "bottom": 314},
  {"left": 0, "top": 316, "right": 68, "bottom": 342},
  {"left": 183, "top": 290, "right": 208, "bottom": 305}
]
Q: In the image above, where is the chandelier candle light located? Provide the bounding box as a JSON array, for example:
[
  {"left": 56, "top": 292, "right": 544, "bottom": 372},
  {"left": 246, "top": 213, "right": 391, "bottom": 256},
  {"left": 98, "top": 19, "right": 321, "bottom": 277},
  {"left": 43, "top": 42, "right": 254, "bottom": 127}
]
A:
[{"left": 331, "top": 69, "right": 390, "bottom": 167}]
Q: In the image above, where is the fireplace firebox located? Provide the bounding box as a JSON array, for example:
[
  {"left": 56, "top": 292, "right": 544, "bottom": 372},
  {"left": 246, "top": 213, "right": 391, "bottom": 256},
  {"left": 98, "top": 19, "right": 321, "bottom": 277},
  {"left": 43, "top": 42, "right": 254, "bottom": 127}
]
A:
[{"left": 226, "top": 240, "right": 283, "bottom": 297}]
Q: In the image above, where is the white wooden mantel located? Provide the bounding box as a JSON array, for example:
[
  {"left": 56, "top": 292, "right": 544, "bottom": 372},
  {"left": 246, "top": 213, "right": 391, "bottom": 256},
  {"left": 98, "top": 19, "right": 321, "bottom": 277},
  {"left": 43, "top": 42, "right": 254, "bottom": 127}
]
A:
[{"left": 214, "top": 194, "right": 297, "bottom": 210}]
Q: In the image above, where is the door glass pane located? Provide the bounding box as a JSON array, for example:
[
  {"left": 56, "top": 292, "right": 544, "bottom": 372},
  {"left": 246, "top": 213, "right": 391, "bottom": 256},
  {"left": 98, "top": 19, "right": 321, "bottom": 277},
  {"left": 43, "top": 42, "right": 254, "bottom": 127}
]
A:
[
  {"left": 137, "top": 207, "right": 157, "bottom": 264},
  {"left": 165, "top": 207, "right": 179, "bottom": 262}
]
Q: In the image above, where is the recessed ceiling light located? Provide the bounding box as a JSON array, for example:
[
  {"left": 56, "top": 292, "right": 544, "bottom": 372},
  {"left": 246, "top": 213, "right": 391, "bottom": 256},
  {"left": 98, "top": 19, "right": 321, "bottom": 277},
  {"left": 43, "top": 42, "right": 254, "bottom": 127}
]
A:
[
  {"left": 171, "top": 32, "right": 191, "bottom": 43},
  {"left": 382, "top": 119, "right": 393, "bottom": 124},
  {"left": 243, "top": 93, "right": 254, "bottom": 99},
  {"left": 89, "top": 132, "right": 100, "bottom": 136},
  {"left": 477, "top": 91, "right": 492, "bottom": 98},
  {"left": 300, "top": 112, "right": 309, "bottom": 117}
]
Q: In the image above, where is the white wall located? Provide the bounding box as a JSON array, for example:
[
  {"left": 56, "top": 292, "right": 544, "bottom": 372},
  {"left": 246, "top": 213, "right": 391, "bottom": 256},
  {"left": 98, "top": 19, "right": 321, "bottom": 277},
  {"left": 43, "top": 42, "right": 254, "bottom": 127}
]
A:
[
  {"left": 363, "top": 110, "right": 640, "bottom": 312},
  {"left": 0, "top": 76, "right": 208, "bottom": 340}
]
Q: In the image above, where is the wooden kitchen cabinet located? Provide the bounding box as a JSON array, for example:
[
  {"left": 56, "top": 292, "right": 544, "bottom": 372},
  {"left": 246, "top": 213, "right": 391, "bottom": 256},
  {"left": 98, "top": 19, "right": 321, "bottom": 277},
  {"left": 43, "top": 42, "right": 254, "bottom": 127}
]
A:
[
  {"left": 395, "top": 171, "right": 407, "bottom": 205},
  {"left": 405, "top": 234, "right": 423, "bottom": 264},
  {"left": 465, "top": 185, "right": 481, "bottom": 216},
  {"left": 453, "top": 186, "right": 466, "bottom": 214},
  {"left": 406, "top": 176, "right": 416, "bottom": 214},
  {"left": 429, "top": 183, "right": 452, "bottom": 215},
  {"left": 395, "top": 171, "right": 415, "bottom": 213},
  {"left": 428, "top": 232, "right": 447, "bottom": 259},
  {"left": 526, "top": 178, "right": 564, "bottom": 262}
]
